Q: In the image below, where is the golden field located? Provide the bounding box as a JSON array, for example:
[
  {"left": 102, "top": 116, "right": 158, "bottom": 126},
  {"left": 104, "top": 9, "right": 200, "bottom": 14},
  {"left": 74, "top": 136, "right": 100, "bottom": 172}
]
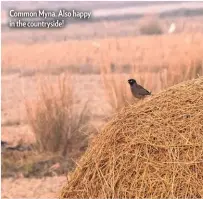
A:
[
  {"left": 2, "top": 33, "right": 203, "bottom": 128},
  {"left": 2, "top": 33, "right": 203, "bottom": 74},
  {"left": 2, "top": 18, "right": 203, "bottom": 198}
]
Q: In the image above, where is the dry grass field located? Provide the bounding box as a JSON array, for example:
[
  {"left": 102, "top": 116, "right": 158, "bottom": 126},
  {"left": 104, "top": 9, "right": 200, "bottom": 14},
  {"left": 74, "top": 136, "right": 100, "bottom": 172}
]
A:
[
  {"left": 2, "top": 14, "right": 203, "bottom": 198},
  {"left": 2, "top": 33, "right": 203, "bottom": 74}
]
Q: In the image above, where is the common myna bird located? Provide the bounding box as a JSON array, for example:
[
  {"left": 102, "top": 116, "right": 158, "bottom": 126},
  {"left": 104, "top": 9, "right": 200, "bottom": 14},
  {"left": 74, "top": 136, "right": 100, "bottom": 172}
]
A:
[{"left": 128, "top": 79, "right": 151, "bottom": 99}]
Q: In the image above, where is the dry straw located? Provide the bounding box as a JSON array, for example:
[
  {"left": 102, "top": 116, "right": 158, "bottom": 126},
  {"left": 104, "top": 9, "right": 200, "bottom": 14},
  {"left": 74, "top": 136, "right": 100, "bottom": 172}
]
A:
[{"left": 60, "top": 76, "right": 203, "bottom": 199}]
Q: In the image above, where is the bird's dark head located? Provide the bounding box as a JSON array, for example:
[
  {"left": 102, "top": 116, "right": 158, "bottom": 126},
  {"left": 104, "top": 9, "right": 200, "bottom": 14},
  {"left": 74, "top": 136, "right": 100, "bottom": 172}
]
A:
[{"left": 128, "top": 79, "right": 137, "bottom": 86}]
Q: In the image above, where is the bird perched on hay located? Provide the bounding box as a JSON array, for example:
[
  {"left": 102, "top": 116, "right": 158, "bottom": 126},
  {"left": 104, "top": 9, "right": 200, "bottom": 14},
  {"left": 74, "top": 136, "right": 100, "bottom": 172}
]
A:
[{"left": 128, "top": 79, "right": 151, "bottom": 99}]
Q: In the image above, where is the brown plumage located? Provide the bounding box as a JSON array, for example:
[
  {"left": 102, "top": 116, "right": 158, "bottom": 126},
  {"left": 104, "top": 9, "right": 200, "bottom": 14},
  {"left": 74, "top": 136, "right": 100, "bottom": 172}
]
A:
[{"left": 128, "top": 79, "right": 151, "bottom": 99}]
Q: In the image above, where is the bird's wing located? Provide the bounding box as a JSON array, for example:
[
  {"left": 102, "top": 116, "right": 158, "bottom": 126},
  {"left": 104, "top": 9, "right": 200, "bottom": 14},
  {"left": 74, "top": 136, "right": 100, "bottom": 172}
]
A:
[{"left": 137, "top": 84, "right": 151, "bottom": 95}]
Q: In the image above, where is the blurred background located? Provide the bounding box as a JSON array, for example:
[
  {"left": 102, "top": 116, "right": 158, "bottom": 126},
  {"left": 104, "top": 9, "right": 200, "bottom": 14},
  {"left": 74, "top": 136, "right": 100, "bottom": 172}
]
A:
[{"left": 1, "top": 1, "right": 203, "bottom": 198}]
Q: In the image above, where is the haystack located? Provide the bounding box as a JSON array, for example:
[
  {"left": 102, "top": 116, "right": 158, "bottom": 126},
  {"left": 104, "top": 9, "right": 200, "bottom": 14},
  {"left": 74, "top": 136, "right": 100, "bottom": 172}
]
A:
[{"left": 60, "top": 77, "right": 203, "bottom": 198}]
